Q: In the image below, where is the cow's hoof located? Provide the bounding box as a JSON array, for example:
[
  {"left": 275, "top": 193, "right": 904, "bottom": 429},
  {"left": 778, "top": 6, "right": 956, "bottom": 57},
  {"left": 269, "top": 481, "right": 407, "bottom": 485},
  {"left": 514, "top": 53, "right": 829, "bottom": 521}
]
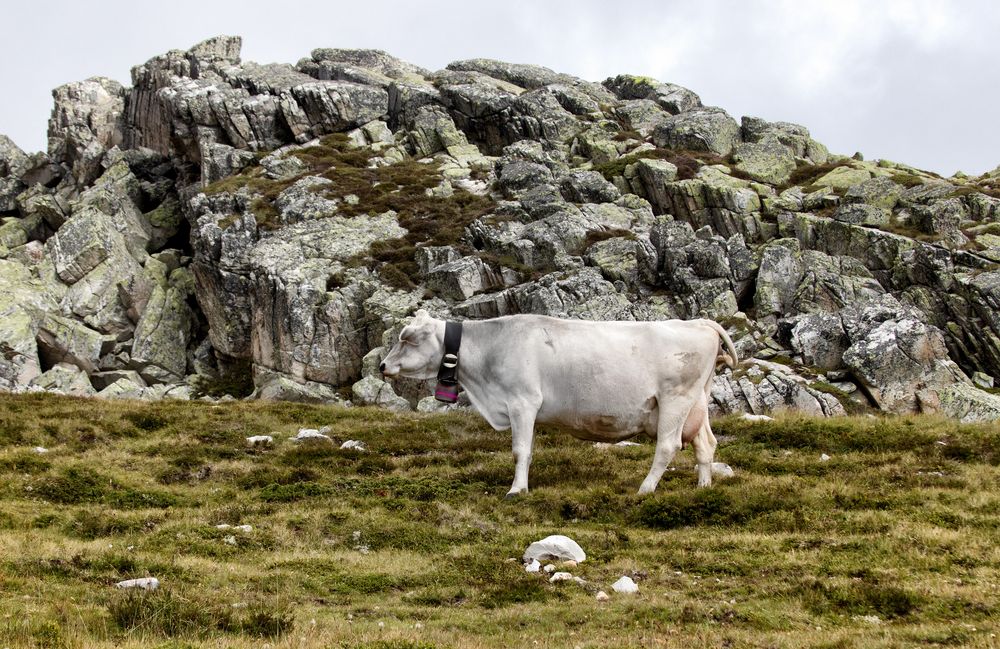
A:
[
  {"left": 504, "top": 490, "right": 524, "bottom": 500},
  {"left": 636, "top": 485, "right": 656, "bottom": 497}
]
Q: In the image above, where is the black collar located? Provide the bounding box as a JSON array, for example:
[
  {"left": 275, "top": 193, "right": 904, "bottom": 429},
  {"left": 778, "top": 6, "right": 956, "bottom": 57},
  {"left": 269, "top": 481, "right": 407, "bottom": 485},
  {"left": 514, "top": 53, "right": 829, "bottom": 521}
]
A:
[{"left": 437, "top": 321, "right": 463, "bottom": 386}]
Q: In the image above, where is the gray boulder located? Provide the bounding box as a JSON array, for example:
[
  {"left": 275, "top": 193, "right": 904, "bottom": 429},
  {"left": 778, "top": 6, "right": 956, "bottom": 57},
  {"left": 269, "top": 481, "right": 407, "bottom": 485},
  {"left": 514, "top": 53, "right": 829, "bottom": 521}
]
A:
[
  {"left": 29, "top": 363, "right": 97, "bottom": 397},
  {"left": 652, "top": 107, "right": 740, "bottom": 156},
  {"left": 559, "top": 171, "right": 621, "bottom": 203},
  {"left": 603, "top": 75, "right": 701, "bottom": 114},
  {"left": 731, "top": 137, "right": 796, "bottom": 185},
  {"left": 843, "top": 317, "right": 968, "bottom": 414},
  {"left": 48, "top": 77, "right": 126, "bottom": 185},
  {"left": 425, "top": 256, "right": 504, "bottom": 301},
  {"left": 352, "top": 375, "right": 411, "bottom": 410}
]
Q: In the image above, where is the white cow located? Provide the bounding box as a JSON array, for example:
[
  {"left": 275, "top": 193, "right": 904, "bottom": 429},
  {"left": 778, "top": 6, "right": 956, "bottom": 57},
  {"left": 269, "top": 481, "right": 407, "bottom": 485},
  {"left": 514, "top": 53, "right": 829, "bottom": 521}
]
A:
[{"left": 380, "top": 310, "right": 737, "bottom": 497}]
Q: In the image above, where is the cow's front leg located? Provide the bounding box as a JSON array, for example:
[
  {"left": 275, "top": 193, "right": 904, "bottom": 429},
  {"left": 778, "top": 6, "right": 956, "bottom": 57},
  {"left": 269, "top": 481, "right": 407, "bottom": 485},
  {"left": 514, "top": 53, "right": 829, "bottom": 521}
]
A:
[{"left": 506, "top": 403, "right": 539, "bottom": 498}]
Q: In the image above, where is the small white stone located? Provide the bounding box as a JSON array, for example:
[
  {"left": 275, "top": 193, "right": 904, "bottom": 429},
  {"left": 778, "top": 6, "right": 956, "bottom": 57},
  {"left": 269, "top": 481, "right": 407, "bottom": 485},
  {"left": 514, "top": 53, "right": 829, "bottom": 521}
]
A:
[
  {"left": 611, "top": 576, "right": 639, "bottom": 594},
  {"left": 741, "top": 413, "right": 774, "bottom": 422},
  {"left": 820, "top": 453, "right": 831, "bottom": 462},
  {"left": 614, "top": 440, "right": 642, "bottom": 447},
  {"left": 215, "top": 524, "right": 231, "bottom": 530},
  {"left": 32, "top": 446, "right": 48, "bottom": 454},
  {"left": 223, "top": 535, "right": 237, "bottom": 546},
  {"left": 549, "top": 571, "right": 573, "bottom": 583},
  {"left": 524, "top": 559, "right": 541, "bottom": 573},
  {"left": 340, "top": 439, "right": 367, "bottom": 452},
  {"left": 561, "top": 560, "right": 578, "bottom": 569},
  {"left": 596, "top": 590, "right": 610, "bottom": 602},
  {"left": 543, "top": 564, "right": 556, "bottom": 573},
  {"left": 115, "top": 577, "right": 159, "bottom": 590},
  {"left": 414, "top": 622, "right": 423, "bottom": 629},
  {"left": 246, "top": 435, "right": 273, "bottom": 446},
  {"left": 294, "top": 428, "right": 331, "bottom": 441},
  {"left": 710, "top": 462, "right": 735, "bottom": 478},
  {"left": 318, "top": 425, "right": 332, "bottom": 434},
  {"left": 234, "top": 524, "right": 252, "bottom": 533}
]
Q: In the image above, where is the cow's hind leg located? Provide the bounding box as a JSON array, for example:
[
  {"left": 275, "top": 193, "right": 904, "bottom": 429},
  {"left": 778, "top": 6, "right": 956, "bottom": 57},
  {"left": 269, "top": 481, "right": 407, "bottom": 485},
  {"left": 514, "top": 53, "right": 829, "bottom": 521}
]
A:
[
  {"left": 638, "top": 395, "right": 696, "bottom": 495},
  {"left": 506, "top": 401, "right": 539, "bottom": 498},
  {"left": 691, "top": 418, "right": 718, "bottom": 488}
]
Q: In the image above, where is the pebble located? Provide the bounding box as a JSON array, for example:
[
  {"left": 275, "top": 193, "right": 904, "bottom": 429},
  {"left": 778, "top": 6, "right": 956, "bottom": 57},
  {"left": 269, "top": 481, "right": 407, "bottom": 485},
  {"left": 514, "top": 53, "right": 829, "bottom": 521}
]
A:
[
  {"left": 820, "top": 453, "right": 831, "bottom": 462},
  {"left": 223, "top": 535, "right": 237, "bottom": 546},
  {"left": 32, "top": 446, "right": 48, "bottom": 454},
  {"left": 115, "top": 577, "right": 159, "bottom": 590},
  {"left": 524, "top": 559, "right": 541, "bottom": 573},
  {"left": 611, "top": 576, "right": 639, "bottom": 594},
  {"left": 596, "top": 590, "right": 610, "bottom": 602},
  {"left": 561, "top": 560, "right": 578, "bottom": 569},
  {"left": 543, "top": 564, "right": 556, "bottom": 573},
  {"left": 246, "top": 435, "right": 273, "bottom": 446},
  {"left": 740, "top": 413, "right": 774, "bottom": 422},
  {"left": 549, "top": 572, "right": 573, "bottom": 583},
  {"left": 340, "top": 439, "right": 367, "bottom": 451}
]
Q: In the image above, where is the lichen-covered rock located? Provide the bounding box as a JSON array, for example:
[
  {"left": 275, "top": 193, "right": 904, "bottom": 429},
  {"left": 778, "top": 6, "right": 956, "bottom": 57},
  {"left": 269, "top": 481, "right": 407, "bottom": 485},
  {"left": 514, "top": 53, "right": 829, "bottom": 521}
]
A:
[
  {"left": 352, "top": 375, "right": 411, "bottom": 410},
  {"left": 732, "top": 137, "right": 796, "bottom": 185},
  {"left": 811, "top": 166, "right": 872, "bottom": 191},
  {"left": 254, "top": 373, "right": 342, "bottom": 403},
  {"left": 603, "top": 75, "right": 701, "bottom": 114},
  {"left": 842, "top": 176, "right": 903, "bottom": 210},
  {"left": 35, "top": 313, "right": 113, "bottom": 374},
  {"left": 48, "top": 77, "right": 126, "bottom": 185},
  {"left": 843, "top": 317, "right": 967, "bottom": 414},
  {"left": 425, "top": 256, "right": 503, "bottom": 300},
  {"left": 832, "top": 203, "right": 890, "bottom": 226},
  {"left": 131, "top": 272, "right": 195, "bottom": 384},
  {"left": 559, "top": 171, "right": 620, "bottom": 204},
  {"left": 652, "top": 107, "right": 740, "bottom": 156},
  {"left": 29, "top": 362, "right": 96, "bottom": 397}
]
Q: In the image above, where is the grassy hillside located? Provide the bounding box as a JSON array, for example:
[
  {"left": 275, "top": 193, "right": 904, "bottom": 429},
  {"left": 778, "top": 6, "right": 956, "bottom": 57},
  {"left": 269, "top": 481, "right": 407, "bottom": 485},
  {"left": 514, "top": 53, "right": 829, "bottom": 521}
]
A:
[{"left": 0, "top": 393, "right": 997, "bottom": 648}]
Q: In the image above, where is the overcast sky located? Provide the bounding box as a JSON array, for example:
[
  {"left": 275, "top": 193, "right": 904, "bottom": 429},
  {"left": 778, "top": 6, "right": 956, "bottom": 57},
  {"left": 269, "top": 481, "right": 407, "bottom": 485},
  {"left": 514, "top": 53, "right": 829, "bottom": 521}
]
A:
[{"left": 2, "top": 0, "right": 997, "bottom": 176}]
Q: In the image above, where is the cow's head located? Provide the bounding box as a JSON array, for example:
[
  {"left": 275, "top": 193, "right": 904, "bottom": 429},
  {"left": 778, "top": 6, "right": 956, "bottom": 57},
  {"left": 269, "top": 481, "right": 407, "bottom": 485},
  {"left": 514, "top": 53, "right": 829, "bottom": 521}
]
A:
[{"left": 379, "top": 309, "right": 443, "bottom": 380}]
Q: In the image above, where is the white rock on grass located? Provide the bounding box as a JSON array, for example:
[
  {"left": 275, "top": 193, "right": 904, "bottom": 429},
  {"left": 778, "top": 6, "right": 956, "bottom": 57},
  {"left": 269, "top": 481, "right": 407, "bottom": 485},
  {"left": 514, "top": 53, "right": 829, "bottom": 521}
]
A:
[
  {"left": 741, "top": 413, "right": 774, "bottom": 422},
  {"left": 32, "top": 447, "right": 48, "bottom": 454},
  {"left": 596, "top": 590, "right": 610, "bottom": 602},
  {"left": 549, "top": 572, "right": 573, "bottom": 583},
  {"left": 820, "top": 453, "right": 832, "bottom": 462},
  {"left": 524, "top": 558, "right": 541, "bottom": 573},
  {"left": 215, "top": 524, "right": 252, "bottom": 533},
  {"left": 246, "top": 435, "right": 273, "bottom": 446},
  {"left": 115, "top": 577, "right": 159, "bottom": 590},
  {"left": 340, "top": 439, "right": 367, "bottom": 451},
  {"left": 294, "top": 428, "right": 331, "bottom": 441},
  {"left": 710, "top": 462, "right": 735, "bottom": 478},
  {"left": 543, "top": 564, "right": 556, "bottom": 573},
  {"left": 611, "top": 576, "right": 639, "bottom": 594},
  {"left": 523, "top": 534, "right": 586, "bottom": 563}
]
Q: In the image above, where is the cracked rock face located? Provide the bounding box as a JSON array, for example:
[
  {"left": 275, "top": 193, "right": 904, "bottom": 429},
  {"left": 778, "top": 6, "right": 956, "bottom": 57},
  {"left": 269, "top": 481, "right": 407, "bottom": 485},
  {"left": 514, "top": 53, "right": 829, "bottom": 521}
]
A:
[{"left": 1, "top": 34, "right": 998, "bottom": 419}]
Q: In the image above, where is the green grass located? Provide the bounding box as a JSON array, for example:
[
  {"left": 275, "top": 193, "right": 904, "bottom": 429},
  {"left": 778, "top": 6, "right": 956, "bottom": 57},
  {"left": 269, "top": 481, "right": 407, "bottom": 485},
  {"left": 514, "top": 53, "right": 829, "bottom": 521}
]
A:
[{"left": 0, "top": 393, "right": 997, "bottom": 647}]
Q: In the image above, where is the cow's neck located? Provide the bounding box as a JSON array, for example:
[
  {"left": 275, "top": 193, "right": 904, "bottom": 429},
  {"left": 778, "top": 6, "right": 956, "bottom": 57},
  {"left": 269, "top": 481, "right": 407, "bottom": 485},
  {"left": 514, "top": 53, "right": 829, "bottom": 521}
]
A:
[{"left": 449, "top": 319, "right": 506, "bottom": 428}]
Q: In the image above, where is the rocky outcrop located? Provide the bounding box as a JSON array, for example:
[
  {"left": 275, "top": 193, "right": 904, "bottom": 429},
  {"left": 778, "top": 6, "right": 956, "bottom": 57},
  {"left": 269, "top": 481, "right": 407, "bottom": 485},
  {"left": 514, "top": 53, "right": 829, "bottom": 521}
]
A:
[{"left": 1, "top": 35, "right": 998, "bottom": 420}]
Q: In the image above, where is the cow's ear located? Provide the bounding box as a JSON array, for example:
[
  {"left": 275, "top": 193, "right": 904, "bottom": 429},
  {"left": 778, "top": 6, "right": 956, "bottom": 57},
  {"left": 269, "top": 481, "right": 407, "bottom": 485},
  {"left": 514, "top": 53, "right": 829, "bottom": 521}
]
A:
[{"left": 414, "top": 308, "right": 429, "bottom": 320}]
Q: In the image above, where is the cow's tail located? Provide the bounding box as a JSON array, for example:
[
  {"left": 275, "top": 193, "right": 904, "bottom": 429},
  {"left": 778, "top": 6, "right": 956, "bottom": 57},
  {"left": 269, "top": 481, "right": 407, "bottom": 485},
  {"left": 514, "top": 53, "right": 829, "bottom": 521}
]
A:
[{"left": 701, "top": 320, "right": 738, "bottom": 369}]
